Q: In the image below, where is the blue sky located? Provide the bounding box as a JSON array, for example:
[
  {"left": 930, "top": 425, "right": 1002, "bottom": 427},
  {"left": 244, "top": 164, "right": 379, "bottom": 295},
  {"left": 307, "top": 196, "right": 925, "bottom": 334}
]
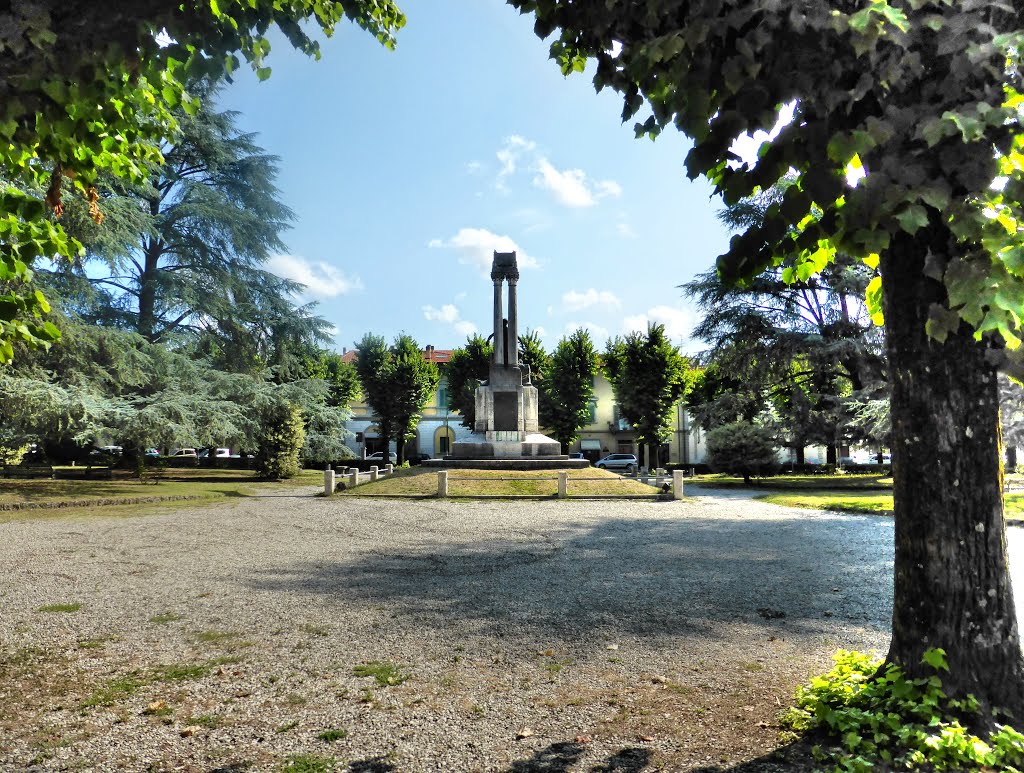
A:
[{"left": 217, "top": 0, "right": 738, "bottom": 355}]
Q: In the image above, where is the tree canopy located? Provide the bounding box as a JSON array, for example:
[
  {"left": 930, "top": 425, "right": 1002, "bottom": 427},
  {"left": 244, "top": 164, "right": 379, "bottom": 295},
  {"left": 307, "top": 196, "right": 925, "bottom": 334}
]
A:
[
  {"left": 0, "top": 1, "right": 405, "bottom": 360},
  {"left": 603, "top": 323, "right": 694, "bottom": 468},
  {"left": 44, "top": 80, "right": 330, "bottom": 373},
  {"left": 512, "top": 0, "right": 1024, "bottom": 714},
  {"left": 544, "top": 328, "right": 599, "bottom": 452},
  {"left": 353, "top": 333, "right": 439, "bottom": 464}
]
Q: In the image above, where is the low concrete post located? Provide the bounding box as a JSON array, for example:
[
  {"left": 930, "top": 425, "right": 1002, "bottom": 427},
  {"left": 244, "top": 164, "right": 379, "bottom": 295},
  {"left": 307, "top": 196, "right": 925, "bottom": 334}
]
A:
[
  {"left": 385, "top": 464, "right": 393, "bottom": 475},
  {"left": 349, "top": 469, "right": 359, "bottom": 489},
  {"left": 557, "top": 471, "right": 568, "bottom": 498},
  {"left": 370, "top": 465, "right": 379, "bottom": 482},
  {"left": 673, "top": 469, "right": 685, "bottom": 500},
  {"left": 438, "top": 470, "right": 448, "bottom": 498},
  {"left": 323, "top": 468, "right": 335, "bottom": 496}
]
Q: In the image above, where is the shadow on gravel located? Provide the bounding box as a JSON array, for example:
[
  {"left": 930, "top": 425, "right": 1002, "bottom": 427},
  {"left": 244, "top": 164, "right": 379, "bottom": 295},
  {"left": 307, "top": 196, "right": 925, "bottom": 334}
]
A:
[
  {"left": 244, "top": 514, "right": 893, "bottom": 642},
  {"left": 503, "top": 741, "right": 650, "bottom": 772}
]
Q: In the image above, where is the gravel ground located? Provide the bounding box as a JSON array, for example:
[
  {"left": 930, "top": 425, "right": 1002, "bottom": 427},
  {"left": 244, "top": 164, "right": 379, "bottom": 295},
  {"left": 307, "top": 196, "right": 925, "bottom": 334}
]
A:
[{"left": 0, "top": 488, "right": 1020, "bottom": 772}]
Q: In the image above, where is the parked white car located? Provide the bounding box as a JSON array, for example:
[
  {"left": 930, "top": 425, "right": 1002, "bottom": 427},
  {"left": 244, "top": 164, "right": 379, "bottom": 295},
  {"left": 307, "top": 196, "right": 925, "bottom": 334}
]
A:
[
  {"left": 366, "top": 451, "right": 397, "bottom": 464},
  {"left": 595, "top": 453, "right": 638, "bottom": 473}
]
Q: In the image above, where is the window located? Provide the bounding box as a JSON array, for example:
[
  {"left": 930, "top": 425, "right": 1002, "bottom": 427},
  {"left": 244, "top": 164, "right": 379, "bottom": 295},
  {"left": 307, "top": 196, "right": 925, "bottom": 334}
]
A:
[
  {"left": 438, "top": 387, "right": 447, "bottom": 410},
  {"left": 587, "top": 400, "right": 597, "bottom": 424}
]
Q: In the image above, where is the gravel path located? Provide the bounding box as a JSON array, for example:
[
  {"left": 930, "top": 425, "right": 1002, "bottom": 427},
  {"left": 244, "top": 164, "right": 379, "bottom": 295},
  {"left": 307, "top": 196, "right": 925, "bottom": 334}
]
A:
[{"left": 0, "top": 489, "right": 1019, "bottom": 772}]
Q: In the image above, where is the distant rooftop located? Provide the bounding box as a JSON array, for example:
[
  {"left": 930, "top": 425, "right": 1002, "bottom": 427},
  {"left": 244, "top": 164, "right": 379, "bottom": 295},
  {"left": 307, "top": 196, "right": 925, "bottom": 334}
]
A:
[{"left": 340, "top": 346, "right": 453, "bottom": 365}]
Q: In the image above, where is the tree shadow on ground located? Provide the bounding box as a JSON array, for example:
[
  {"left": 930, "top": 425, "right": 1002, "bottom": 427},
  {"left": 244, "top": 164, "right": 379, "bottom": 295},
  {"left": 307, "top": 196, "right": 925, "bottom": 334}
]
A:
[
  {"left": 504, "top": 741, "right": 650, "bottom": 771},
  {"left": 244, "top": 511, "right": 893, "bottom": 644}
]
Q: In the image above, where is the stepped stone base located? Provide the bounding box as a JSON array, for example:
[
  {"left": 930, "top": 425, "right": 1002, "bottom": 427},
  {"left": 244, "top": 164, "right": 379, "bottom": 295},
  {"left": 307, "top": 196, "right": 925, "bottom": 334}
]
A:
[{"left": 448, "top": 431, "right": 562, "bottom": 459}]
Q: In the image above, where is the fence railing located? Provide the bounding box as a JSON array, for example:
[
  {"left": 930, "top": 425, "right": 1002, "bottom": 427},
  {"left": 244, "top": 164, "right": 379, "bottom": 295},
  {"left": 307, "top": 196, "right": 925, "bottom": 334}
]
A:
[{"left": 322, "top": 464, "right": 393, "bottom": 495}]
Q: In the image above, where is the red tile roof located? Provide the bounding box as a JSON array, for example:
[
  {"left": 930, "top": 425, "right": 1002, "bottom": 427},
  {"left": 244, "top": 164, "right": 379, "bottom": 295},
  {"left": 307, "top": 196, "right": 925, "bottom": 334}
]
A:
[{"left": 339, "top": 348, "right": 453, "bottom": 364}]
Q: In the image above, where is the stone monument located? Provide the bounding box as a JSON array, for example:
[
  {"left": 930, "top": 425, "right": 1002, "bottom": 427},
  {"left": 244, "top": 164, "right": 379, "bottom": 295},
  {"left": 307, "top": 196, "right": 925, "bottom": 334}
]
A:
[{"left": 431, "top": 251, "right": 585, "bottom": 468}]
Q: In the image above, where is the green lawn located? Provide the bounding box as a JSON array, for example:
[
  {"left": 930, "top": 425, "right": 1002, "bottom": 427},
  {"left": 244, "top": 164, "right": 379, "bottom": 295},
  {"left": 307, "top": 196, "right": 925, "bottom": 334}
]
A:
[
  {"left": 0, "top": 468, "right": 321, "bottom": 522},
  {"left": 737, "top": 488, "right": 1024, "bottom": 522},
  {"left": 691, "top": 474, "right": 1024, "bottom": 521},
  {"left": 690, "top": 473, "right": 893, "bottom": 490},
  {"left": 343, "top": 467, "right": 663, "bottom": 498}
]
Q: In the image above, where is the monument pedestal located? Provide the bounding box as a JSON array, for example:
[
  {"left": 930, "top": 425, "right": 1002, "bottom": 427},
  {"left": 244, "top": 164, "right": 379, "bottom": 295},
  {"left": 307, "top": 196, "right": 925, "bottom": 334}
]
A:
[{"left": 424, "top": 250, "right": 573, "bottom": 468}]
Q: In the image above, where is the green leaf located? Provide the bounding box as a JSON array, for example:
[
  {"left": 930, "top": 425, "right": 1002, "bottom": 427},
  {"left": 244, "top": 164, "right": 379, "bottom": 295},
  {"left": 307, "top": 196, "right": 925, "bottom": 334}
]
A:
[
  {"left": 896, "top": 204, "right": 929, "bottom": 235},
  {"left": 922, "top": 648, "right": 950, "bottom": 672},
  {"left": 866, "top": 275, "right": 884, "bottom": 326}
]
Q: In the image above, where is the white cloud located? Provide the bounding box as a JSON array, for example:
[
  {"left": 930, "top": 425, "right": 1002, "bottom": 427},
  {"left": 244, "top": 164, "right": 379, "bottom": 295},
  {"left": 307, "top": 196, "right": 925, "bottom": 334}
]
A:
[
  {"left": 454, "top": 320, "right": 478, "bottom": 337},
  {"left": 616, "top": 222, "right": 637, "bottom": 238},
  {"left": 623, "top": 305, "right": 694, "bottom": 342},
  {"left": 565, "top": 321, "right": 610, "bottom": 344},
  {"left": 266, "top": 254, "right": 362, "bottom": 299},
  {"left": 490, "top": 135, "right": 621, "bottom": 208},
  {"left": 496, "top": 135, "right": 536, "bottom": 189},
  {"left": 423, "top": 303, "right": 460, "bottom": 324},
  {"left": 560, "top": 288, "right": 621, "bottom": 312},
  {"left": 423, "top": 302, "right": 478, "bottom": 339},
  {"left": 428, "top": 227, "right": 540, "bottom": 274},
  {"left": 533, "top": 158, "right": 621, "bottom": 208}
]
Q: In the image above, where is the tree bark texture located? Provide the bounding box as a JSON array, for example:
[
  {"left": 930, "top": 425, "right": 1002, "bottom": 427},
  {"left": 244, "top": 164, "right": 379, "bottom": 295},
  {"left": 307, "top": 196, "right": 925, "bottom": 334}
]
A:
[{"left": 881, "top": 228, "right": 1024, "bottom": 718}]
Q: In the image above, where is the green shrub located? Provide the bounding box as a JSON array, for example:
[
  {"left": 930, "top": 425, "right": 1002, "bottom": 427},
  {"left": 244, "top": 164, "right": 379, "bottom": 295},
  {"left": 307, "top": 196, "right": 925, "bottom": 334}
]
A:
[
  {"left": 254, "top": 400, "right": 305, "bottom": 479},
  {"left": 705, "top": 421, "right": 778, "bottom": 483},
  {"left": 781, "top": 649, "right": 1024, "bottom": 772}
]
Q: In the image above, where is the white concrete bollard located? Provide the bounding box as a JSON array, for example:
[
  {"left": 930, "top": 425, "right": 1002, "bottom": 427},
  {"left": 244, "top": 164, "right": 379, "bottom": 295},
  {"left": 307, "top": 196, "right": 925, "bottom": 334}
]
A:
[
  {"left": 673, "top": 469, "right": 685, "bottom": 500},
  {"left": 370, "top": 465, "right": 379, "bottom": 482},
  {"left": 557, "top": 471, "right": 568, "bottom": 498},
  {"left": 349, "top": 469, "right": 359, "bottom": 489},
  {"left": 385, "top": 464, "right": 393, "bottom": 475},
  {"left": 324, "top": 468, "right": 335, "bottom": 496},
  {"left": 437, "top": 470, "right": 448, "bottom": 498}
]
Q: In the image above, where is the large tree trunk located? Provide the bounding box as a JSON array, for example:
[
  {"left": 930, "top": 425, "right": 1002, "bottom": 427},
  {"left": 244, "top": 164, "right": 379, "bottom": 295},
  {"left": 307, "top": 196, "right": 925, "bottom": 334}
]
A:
[
  {"left": 795, "top": 445, "right": 805, "bottom": 466},
  {"left": 881, "top": 229, "right": 1024, "bottom": 719}
]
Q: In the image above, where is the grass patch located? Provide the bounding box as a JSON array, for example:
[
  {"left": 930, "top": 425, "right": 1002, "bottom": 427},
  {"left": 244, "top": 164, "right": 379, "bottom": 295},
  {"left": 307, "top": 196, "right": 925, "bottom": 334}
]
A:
[
  {"left": 187, "top": 713, "right": 221, "bottom": 728},
  {"left": 352, "top": 660, "right": 410, "bottom": 687},
  {"left": 300, "top": 623, "right": 330, "bottom": 637},
  {"left": 345, "top": 467, "right": 659, "bottom": 498},
  {"left": 0, "top": 468, "right": 323, "bottom": 522},
  {"left": 692, "top": 473, "right": 893, "bottom": 491},
  {"left": 154, "top": 662, "right": 211, "bottom": 682},
  {"left": 758, "top": 490, "right": 1024, "bottom": 521},
  {"left": 36, "top": 602, "right": 81, "bottom": 613},
  {"left": 77, "top": 637, "right": 109, "bottom": 650},
  {"left": 281, "top": 755, "right": 336, "bottom": 773},
  {"left": 318, "top": 728, "right": 348, "bottom": 742},
  {"left": 276, "top": 720, "right": 300, "bottom": 734},
  {"left": 82, "top": 675, "right": 146, "bottom": 708},
  {"left": 193, "top": 629, "right": 239, "bottom": 644},
  {"left": 149, "top": 612, "right": 183, "bottom": 625}
]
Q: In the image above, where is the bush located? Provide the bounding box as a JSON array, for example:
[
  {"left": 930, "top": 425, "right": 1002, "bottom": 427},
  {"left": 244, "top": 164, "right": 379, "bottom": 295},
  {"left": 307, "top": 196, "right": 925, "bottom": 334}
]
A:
[
  {"left": 705, "top": 421, "right": 779, "bottom": 484},
  {"left": 254, "top": 400, "right": 305, "bottom": 479},
  {"left": 782, "top": 649, "right": 1024, "bottom": 773}
]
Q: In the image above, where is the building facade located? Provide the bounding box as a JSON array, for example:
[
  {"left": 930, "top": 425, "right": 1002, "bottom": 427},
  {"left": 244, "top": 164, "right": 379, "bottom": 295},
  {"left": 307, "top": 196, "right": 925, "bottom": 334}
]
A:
[{"left": 341, "top": 346, "right": 837, "bottom": 467}]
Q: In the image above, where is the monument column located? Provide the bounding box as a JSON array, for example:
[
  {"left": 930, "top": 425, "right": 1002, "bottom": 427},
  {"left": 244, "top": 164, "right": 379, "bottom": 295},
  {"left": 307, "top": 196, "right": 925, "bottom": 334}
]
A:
[
  {"left": 492, "top": 278, "right": 504, "bottom": 365},
  {"left": 507, "top": 278, "right": 519, "bottom": 368}
]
